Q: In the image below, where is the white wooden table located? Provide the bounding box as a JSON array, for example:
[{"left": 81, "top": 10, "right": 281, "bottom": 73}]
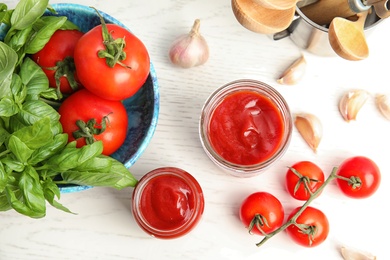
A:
[{"left": 1, "top": 0, "right": 389, "bottom": 259}]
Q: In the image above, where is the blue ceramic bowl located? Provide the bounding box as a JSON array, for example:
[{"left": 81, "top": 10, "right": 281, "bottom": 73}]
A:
[
  {"left": 0, "top": 4, "right": 159, "bottom": 193},
  {"left": 43, "top": 4, "right": 159, "bottom": 193}
]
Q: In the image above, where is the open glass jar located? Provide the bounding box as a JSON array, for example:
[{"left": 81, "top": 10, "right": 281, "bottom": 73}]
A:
[
  {"left": 132, "top": 167, "right": 204, "bottom": 239},
  {"left": 199, "top": 79, "right": 292, "bottom": 177}
]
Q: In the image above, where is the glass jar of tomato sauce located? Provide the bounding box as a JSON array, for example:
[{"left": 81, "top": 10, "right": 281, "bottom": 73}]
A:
[
  {"left": 132, "top": 167, "right": 204, "bottom": 239},
  {"left": 199, "top": 79, "right": 292, "bottom": 177}
]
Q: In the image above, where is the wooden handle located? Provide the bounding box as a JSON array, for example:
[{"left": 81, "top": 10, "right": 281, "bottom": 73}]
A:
[{"left": 300, "top": 0, "right": 356, "bottom": 25}]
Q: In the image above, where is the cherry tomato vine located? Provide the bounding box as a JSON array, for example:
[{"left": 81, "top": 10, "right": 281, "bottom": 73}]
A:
[{"left": 245, "top": 156, "right": 381, "bottom": 247}]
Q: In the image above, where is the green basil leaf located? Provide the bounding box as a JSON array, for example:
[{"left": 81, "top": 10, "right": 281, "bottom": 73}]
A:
[
  {"left": 11, "top": 0, "right": 49, "bottom": 30},
  {"left": 29, "top": 133, "right": 67, "bottom": 165},
  {"left": 0, "top": 4, "right": 8, "bottom": 19},
  {"left": 10, "top": 72, "right": 27, "bottom": 105},
  {"left": 2, "top": 155, "right": 25, "bottom": 173},
  {"left": 45, "top": 141, "right": 103, "bottom": 172},
  {"left": 7, "top": 135, "right": 34, "bottom": 162},
  {"left": 7, "top": 113, "right": 26, "bottom": 133},
  {"left": 7, "top": 26, "right": 32, "bottom": 52},
  {"left": 0, "top": 126, "right": 9, "bottom": 147},
  {"left": 5, "top": 184, "right": 45, "bottom": 218},
  {"left": 38, "top": 87, "right": 60, "bottom": 101},
  {"left": 42, "top": 141, "right": 102, "bottom": 173},
  {"left": 62, "top": 156, "right": 137, "bottom": 189},
  {"left": 0, "top": 96, "right": 19, "bottom": 117},
  {"left": 0, "top": 41, "right": 18, "bottom": 98},
  {"left": 0, "top": 162, "right": 7, "bottom": 193},
  {"left": 0, "top": 191, "right": 12, "bottom": 211},
  {"left": 73, "top": 155, "right": 112, "bottom": 173},
  {"left": 109, "top": 158, "right": 138, "bottom": 189},
  {"left": 35, "top": 16, "right": 79, "bottom": 31},
  {"left": 25, "top": 16, "right": 66, "bottom": 54},
  {"left": 19, "top": 100, "right": 62, "bottom": 134},
  {"left": 20, "top": 57, "right": 49, "bottom": 97},
  {"left": 18, "top": 165, "right": 46, "bottom": 215},
  {"left": 13, "top": 117, "right": 52, "bottom": 150},
  {"left": 46, "top": 4, "right": 55, "bottom": 14},
  {"left": 42, "top": 178, "right": 74, "bottom": 214},
  {"left": 60, "top": 20, "right": 80, "bottom": 30},
  {"left": 0, "top": 5, "right": 11, "bottom": 27}
]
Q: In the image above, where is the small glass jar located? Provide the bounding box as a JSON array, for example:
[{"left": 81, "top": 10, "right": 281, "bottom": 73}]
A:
[
  {"left": 132, "top": 167, "right": 204, "bottom": 239},
  {"left": 199, "top": 79, "right": 292, "bottom": 177}
]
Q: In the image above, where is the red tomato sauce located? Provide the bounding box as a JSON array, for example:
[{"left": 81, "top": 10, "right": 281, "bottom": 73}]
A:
[
  {"left": 132, "top": 167, "right": 204, "bottom": 239},
  {"left": 208, "top": 90, "right": 285, "bottom": 165},
  {"left": 140, "top": 175, "right": 195, "bottom": 230}
]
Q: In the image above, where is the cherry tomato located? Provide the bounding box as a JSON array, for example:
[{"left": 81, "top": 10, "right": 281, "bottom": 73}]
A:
[
  {"left": 58, "top": 89, "right": 128, "bottom": 155},
  {"left": 31, "top": 29, "right": 84, "bottom": 94},
  {"left": 286, "top": 161, "right": 325, "bottom": 201},
  {"left": 336, "top": 156, "right": 381, "bottom": 199},
  {"left": 239, "top": 192, "right": 284, "bottom": 235},
  {"left": 286, "top": 206, "right": 329, "bottom": 247},
  {"left": 74, "top": 24, "right": 150, "bottom": 101}
]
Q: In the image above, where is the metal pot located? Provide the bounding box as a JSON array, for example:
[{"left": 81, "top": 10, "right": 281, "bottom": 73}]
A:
[{"left": 273, "top": 1, "right": 383, "bottom": 56}]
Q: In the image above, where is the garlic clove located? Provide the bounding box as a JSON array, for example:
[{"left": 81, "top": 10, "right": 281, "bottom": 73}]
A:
[
  {"left": 277, "top": 55, "right": 306, "bottom": 85},
  {"left": 294, "top": 113, "right": 322, "bottom": 153},
  {"left": 168, "top": 19, "right": 209, "bottom": 68},
  {"left": 339, "top": 89, "right": 370, "bottom": 122},
  {"left": 341, "top": 246, "right": 376, "bottom": 260},
  {"left": 375, "top": 94, "right": 390, "bottom": 120}
]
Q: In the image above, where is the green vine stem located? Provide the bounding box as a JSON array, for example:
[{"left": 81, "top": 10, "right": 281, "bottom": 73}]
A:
[{"left": 255, "top": 167, "right": 340, "bottom": 247}]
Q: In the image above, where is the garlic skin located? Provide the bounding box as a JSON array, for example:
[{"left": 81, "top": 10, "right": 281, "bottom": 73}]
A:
[
  {"left": 375, "top": 94, "right": 390, "bottom": 120},
  {"left": 341, "top": 246, "right": 376, "bottom": 260},
  {"left": 277, "top": 55, "right": 306, "bottom": 85},
  {"left": 294, "top": 113, "right": 322, "bottom": 153},
  {"left": 168, "top": 19, "right": 209, "bottom": 68},
  {"left": 339, "top": 89, "right": 370, "bottom": 122}
]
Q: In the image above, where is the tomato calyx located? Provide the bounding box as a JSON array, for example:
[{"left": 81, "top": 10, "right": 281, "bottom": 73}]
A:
[
  {"left": 72, "top": 115, "right": 111, "bottom": 144},
  {"left": 337, "top": 175, "right": 362, "bottom": 190},
  {"left": 92, "top": 7, "right": 131, "bottom": 69},
  {"left": 42, "top": 56, "right": 79, "bottom": 98},
  {"left": 248, "top": 213, "right": 270, "bottom": 236},
  {"left": 295, "top": 223, "right": 318, "bottom": 246},
  {"left": 289, "top": 166, "right": 321, "bottom": 197}
]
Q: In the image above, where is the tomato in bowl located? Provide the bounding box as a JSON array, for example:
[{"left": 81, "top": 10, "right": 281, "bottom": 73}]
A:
[{"left": 45, "top": 3, "right": 159, "bottom": 193}]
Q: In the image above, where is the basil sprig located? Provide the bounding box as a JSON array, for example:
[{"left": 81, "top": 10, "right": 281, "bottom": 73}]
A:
[{"left": 0, "top": 0, "right": 138, "bottom": 218}]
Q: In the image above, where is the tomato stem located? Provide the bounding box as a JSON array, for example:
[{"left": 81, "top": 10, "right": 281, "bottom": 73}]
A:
[
  {"left": 91, "top": 7, "right": 131, "bottom": 69},
  {"left": 256, "top": 167, "right": 339, "bottom": 247}
]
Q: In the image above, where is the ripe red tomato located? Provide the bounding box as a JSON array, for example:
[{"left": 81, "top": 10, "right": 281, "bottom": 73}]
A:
[
  {"left": 336, "top": 156, "right": 381, "bottom": 199},
  {"left": 239, "top": 192, "right": 284, "bottom": 235},
  {"left": 285, "top": 161, "right": 325, "bottom": 201},
  {"left": 58, "top": 89, "right": 128, "bottom": 155},
  {"left": 286, "top": 206, "right": 329, "bottom": 247},
  {"left": 31, "top": 29, "right": 84, "bottom": 94},
  {"left": 74, "top": 24, "right": 150, "bottom": 101}
]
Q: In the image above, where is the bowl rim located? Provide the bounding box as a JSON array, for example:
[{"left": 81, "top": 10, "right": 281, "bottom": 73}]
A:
[{"left": 49, "top": 3, "right": 160, "bottom": 193}]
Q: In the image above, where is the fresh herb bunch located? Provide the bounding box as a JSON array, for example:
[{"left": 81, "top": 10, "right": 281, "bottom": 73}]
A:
[{"left": 0, "top": 0, "right": 138, "bottom": 218}]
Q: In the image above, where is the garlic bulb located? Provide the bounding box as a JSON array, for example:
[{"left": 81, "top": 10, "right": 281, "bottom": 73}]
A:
[
  {"left": 341, "top": 246, "right": 376, "bottom": 260},
  {"left": 168, "top": 19, "right": 209, "bottom": 68},
  {"left": 277, "top": 55, "right": 306, "bottom": 85},
  {"left": 339, "top": 89, "right": 370, "bottom": 122},
  {"left": 294, "top": 113, "right": 322, "bottom": 153},
  {"left": 375, "top": 94, "right": 390, "bottom": 120}
]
